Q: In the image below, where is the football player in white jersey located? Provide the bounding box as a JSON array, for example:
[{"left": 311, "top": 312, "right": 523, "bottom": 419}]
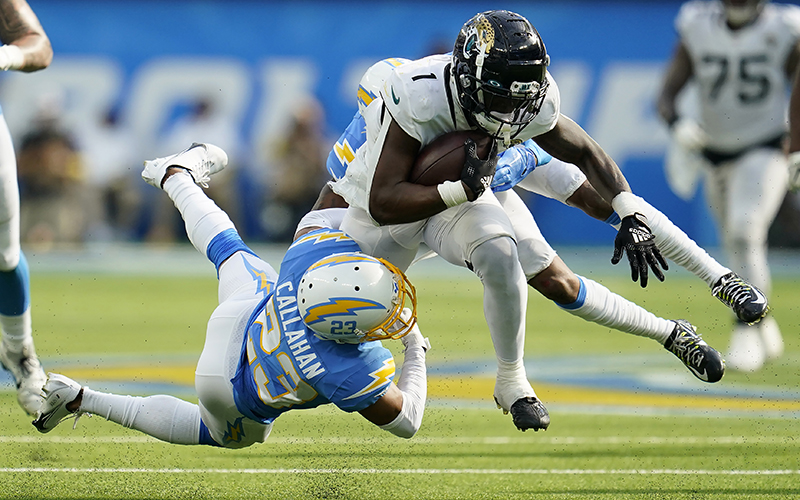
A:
[
  {"left": 657, "top": 0, "right": 800, "bottom": 371},
  {"left": 33, "top": 143, "right": 431, "bottom": 445},
  {"left": 0, "top": 0, "right": 52, "bottom": 415},
  {"left": 330, "top": 11, "right": 725, "bottom": 431},
  {"left": 321, "top": 58, "right": 757, "bottom": 389}
]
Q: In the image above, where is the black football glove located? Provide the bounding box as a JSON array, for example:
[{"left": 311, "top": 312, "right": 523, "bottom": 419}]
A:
[
  {"left": 611, "top": 213, "right": 669, "bottom": 288},
  {"left": 460, "top": 138, "right": 498, "bottom": 201}
]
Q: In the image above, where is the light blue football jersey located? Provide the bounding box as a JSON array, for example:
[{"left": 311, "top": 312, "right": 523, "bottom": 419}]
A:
[{"left": 231, "top": 228, "right": 396, "bottom": 424}]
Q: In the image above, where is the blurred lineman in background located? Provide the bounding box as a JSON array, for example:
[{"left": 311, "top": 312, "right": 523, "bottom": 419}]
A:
[
  {"left": 790, "top": 66, "right": 800, "bottom": 184},
  {"left": 34, "top": 143, "right": 430, "bottom": 446},
  {"left": 657, "top": 0, "right": 800, "bottom": 371},
  {"left": 0, "top": 0, "right": 52, "bottom": 415}
]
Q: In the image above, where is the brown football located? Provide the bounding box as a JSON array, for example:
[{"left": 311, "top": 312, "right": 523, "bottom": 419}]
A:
[{"left": 409, "top": 130, "right": 493, "bottom": 186}]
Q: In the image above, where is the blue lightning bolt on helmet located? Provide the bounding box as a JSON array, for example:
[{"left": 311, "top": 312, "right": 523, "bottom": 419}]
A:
[
  {"left": 356, "top": 57, "right": 411, "bottom": 115},
  {"left": 297, "top": 252, "right": 417, "bottom": 344}
]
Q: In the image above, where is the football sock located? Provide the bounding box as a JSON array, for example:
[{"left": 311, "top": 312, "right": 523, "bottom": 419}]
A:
[
  {"left": 0, "top": 253, "right": 32, "bottom": 351},
  {"left": 163, "top": 173, "right": 235, "bottom": 258},
  {"left": 726, "top": 237, "right": 771, "bottom": 296},
  {"left": 557, "top": 275, "right": 673, "bottom": 344},
  {"left": 0, "top": 252, "right": 29, "bottom": 316},
  {"left": 0, "top": 309, "right": 31, "bottom": 351},
  {"left": 469, "top": 236, "right": 527, "bottom": 364},
  {"left": 470, "top": 237, "right": 536, "bottom": 406},
  {"left": 80, "top": 389, "right": 201, "bottom": 445},
  {"left": 633, "top": 197, "right": 730, "bottom": 287}
]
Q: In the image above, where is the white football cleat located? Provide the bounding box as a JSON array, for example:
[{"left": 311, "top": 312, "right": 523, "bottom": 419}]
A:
[
  {"left": 32, "top": 373, "right": 86, "bottom": 433},
  {"left": 726, "top": 324, "right": 766, "bottom": 372},
  {"left": 142, "top": 142, "right": 228, "bottom": 189},
  {"left": 0, "top": 339, "right": 46, "bottom": 416}
]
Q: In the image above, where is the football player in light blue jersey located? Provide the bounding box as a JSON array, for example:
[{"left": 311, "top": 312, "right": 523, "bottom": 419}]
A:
[
  {"left": 33, "top": 143, "right": 430, "bottom": 447},
  {"left": 0, "top": 0, "right": 53, "bottom": 416}
]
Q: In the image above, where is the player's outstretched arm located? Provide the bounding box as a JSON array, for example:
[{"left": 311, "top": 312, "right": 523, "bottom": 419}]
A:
[
  {"left": 535, "top": 115, "right": 668, "bottom": 287},
  {"left": 359, "top": 316, "right": 430, "bottom": 439},
  {"left": 0, "top": 0, "right": 52, "bottom": 72}
]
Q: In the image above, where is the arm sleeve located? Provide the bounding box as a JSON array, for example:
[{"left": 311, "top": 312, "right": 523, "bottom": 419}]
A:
[{"left": 379, "top": 333, "right": 430, "bottom": 438}]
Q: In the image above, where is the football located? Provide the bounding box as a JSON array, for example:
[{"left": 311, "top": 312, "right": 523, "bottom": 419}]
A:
[{"left": 409, "top": 130, "right": 493, "bottom": 186}]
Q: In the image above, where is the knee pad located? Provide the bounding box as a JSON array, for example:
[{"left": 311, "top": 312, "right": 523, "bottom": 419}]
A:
[{"left": 469, "top": 236, "right": 519, "bottom": 283}]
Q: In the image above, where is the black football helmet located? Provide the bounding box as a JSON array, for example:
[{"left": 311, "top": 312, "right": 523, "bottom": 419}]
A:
[{"left": 453, "top": 10, "right": 550, "bottom": 138}]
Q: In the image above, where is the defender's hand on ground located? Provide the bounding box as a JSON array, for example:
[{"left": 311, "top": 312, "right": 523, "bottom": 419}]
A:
[{"left": 611, "top": 213, "right": 669, "bottom": 287}]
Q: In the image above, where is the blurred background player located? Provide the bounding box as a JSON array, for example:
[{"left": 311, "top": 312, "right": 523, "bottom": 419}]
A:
[
  {"left": 789, "top": 66, "right": 800, "bottom": 188},
  {"left": 0, "top": 0, "right": 53, "bottom": 415},
  {"left": 34, "top": 143, "right": 430, "bottom": 445},
  {"left": 657, "top": 0, "right": 800, "bottom": 371}
]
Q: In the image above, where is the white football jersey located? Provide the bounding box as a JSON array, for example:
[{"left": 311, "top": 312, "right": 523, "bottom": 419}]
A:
[
  {"left": 331, "top": 54, "right": 561, "bottom": 210},
  {"left": 677, "top": 1, "right": 800, "bottom": 151}
]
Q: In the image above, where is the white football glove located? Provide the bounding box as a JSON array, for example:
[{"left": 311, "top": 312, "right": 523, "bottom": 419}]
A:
[
  {"left": 398, "top": 308, "right": 430, "bottom": 352},
  {"left": 672, "top": 118, "right": 708, "bottom": 152},
  {"left": 788, "top": 152, "right": 800, "bottom": 192}
]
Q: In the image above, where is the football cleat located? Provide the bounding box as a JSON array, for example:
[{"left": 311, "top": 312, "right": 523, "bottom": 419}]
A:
[
  {"left": 501, "top": 396, "right": 550, "bottom": 432},
  {"left": 32, "top": 373, "right": 86, "bottom": 433},
  {"left": 711, "top": 272, "right": 769, "bottom": 324},
  {"left": 665, "top": 320, "right": 725, "bottom": 383},
  {"left": 0, "top": 339, "right": 46, "bottom": 416},
  {"left": 142, "top": 142, "right": 228, "bottom": 189}
]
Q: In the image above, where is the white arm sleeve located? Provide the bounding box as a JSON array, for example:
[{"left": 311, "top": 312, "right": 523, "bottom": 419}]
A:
[
  {"left": 295, "top": 207, "right": 348, "bottom": 232},
  {"left": 379, "top": 332, "right": 430, "bottom": 439}
]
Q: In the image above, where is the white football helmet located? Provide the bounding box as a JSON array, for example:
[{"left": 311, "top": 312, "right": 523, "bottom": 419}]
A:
[
  {"left": 297, "top": 252, "right": 417, "bottom": 344},
  {"left": 357, "top": 57, "right": 411, "bottom": 115}
]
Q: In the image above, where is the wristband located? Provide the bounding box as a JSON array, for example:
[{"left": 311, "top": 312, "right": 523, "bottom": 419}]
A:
[
  {"left": 437, "top": 180, "right": 468, "bottom": 208},
  {"left": 0, "top": 45, "right": 24, "bottom": 71},
  {"left": 611, "top": 192, "right": 642, "bottom": 220}
]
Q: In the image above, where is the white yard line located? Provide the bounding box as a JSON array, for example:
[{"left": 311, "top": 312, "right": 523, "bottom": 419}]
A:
[
  {"left": 1, "top": 435, "right": 797, "bottom": 445},
  {"left": 1, "top": 467, "right": 798, "bottom": 475}
]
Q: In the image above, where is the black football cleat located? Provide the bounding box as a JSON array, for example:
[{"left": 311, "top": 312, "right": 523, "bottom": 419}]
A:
[
  {"left": 665, "top": 320, "right": 725, "bottom": 383},
  {"left": 711, "top": 272, "right": 769, "bottom": 325},
  {"left": 509, "top": 397, "right": 550, "bottom": 432}
]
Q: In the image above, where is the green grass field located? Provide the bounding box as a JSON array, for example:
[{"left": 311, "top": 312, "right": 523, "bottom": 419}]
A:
[{"left": 1, "top": 264, "right": 799, "bottom": 499}]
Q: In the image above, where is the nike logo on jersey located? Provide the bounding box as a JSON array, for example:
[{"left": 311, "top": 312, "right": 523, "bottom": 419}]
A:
[{"left": 391, "top": 86, "right": 400, "bottom": 105}]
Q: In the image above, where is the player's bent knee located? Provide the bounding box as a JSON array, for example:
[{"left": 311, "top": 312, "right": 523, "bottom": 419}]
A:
[
  {"left": 469, "top": 236, "right": 519, "bottom": 280},
  {"left": 528, "top": 260, "right": 581, "bottom": 304}
]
